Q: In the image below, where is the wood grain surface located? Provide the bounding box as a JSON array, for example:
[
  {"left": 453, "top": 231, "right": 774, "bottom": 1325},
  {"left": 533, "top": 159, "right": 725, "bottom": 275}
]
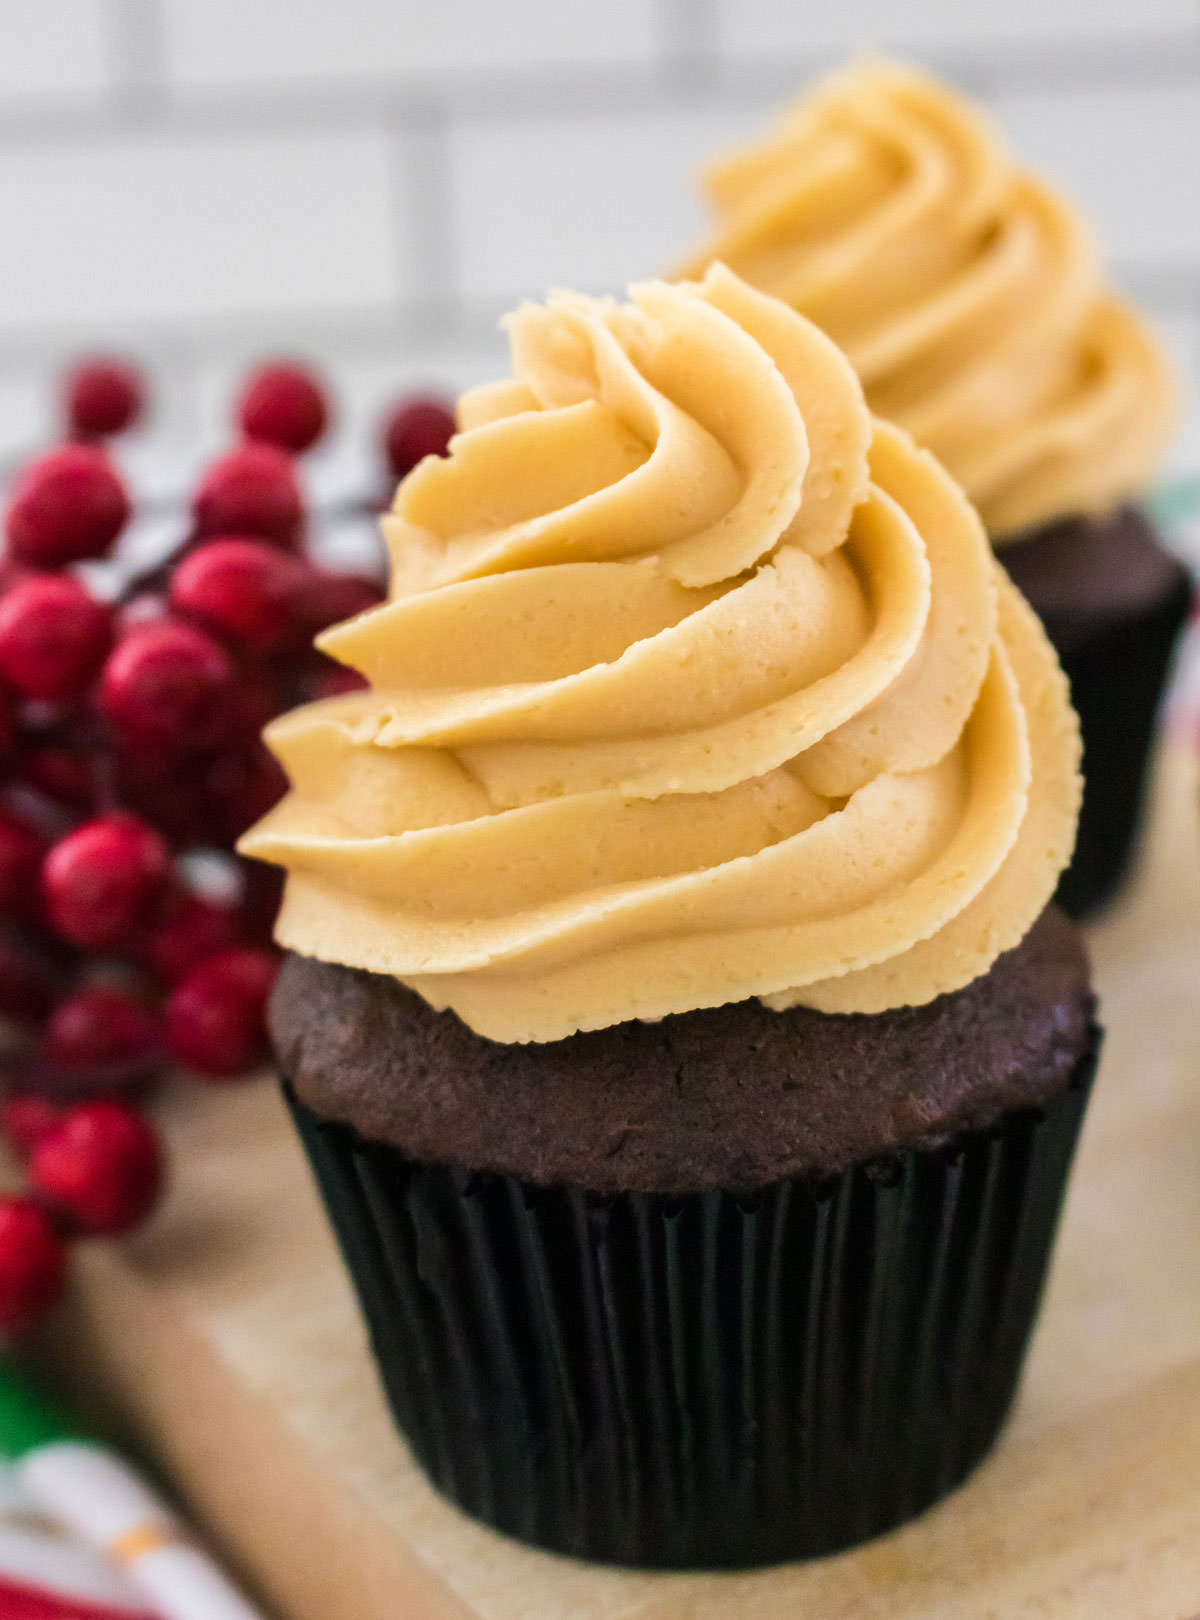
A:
[{"left": 37, "top": 742, "right": 1200, "bottom": 1620}]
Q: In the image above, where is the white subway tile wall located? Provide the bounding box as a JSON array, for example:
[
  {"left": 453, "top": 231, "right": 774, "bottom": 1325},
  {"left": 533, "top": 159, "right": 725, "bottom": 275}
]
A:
[
  {"left": 0, "top": 129, "right": 403, "bottom": 333},
  {"left": 452, "top": 105, "right": 758, "bottom": 305},
  {"left": 162, "top": 0, "right": 659, "bottom": 87},
  {"left": 0, "top": 2, "right": 110, "bottom": 107},
  {"left": 0, "top": 0, "right": 1194, "bottom": 484},
  {"left": 996, "top": 83, "right": 1200, "bottom": 269}
]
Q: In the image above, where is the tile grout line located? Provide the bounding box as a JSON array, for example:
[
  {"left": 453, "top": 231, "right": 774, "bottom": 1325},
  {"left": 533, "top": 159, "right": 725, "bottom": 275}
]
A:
[
  {"left": 654, "top": 0, "right": 720, "bottom": 92},
  {"left": 389, "top": 98, "right": 462, "bottom": 340},
  {"left": 106, "top": 0, "right": 169, "bottom": 122}
]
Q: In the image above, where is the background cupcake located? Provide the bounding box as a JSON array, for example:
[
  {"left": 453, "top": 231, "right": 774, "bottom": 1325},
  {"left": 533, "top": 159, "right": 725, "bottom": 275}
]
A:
[
  {"left": 679, "top": 60, "right": 1191, "bottom": 917},
  {"left": 242, "top": 266, "right": 1096, "bottom": 1568}
]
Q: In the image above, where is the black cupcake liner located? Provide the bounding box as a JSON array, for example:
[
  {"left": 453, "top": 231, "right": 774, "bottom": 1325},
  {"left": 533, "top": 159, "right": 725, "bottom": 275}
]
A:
[
  {"left": 285, "top": 1034, "right": 1097, "bottom": 1569},
  {"left": 1025, "top": 561, "right": 1191, "bottom": 920}
]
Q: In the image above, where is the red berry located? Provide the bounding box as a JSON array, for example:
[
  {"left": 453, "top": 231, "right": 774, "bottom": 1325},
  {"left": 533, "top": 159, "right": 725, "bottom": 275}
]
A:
[
  {"left": 30, "top": 1099, "right": 163, "bottom": 1237},
  {"left": 6, "top": 444, "right": 130, "bottom": 568},
  {"left": 166, "top": 946, "right": 278, "bottom": 1077},
  {"left": 383, "top": 397, "right": 455, "bottom": 480},
  {"left": 1, "top": 1095, "right": 67, "bottom": 1158},
  {"left": 99, "top": 619, "right": 235, "bottom": 751},
  {"left": 169, "top": 537, "right": 308, "bottom": 654},
  {"left": 41, "top": 812, "right": 170, "bottom": 950},
  {"left": 21, "top": 742, "right": 96, "bottom": 815},
  {"left": 236, "top": 361, "right": 330, "bottom": 454},
  {"left": 0, "top": 556, "right": 29, "bottom": 595},
  {"left": 39, "top": 984, "right": 163, "bottom": 1077},
  {"left": 0, "top": 574, "right": 112, "bottom": 701},
  {"left": 0, "top": 807, "right": 45, "bottom": 917},
  {"left": 193, "top": 442, "right": 303, "bottom": 550},
  {"left": 63, "top": 358, "right": 145, "bottom": 439},
  {"left": 145, "top": 891, "right": 242, "bottom": 984},
  {"left": 0, "top": 1196, "right": 67, "bottom": 1335},
  {"left": 0, "top": 931, "right": 59, "bottom": 1026}
]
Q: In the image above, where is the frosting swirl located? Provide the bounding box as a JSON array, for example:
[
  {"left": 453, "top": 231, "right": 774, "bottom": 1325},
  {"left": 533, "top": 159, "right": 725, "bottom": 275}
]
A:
[
  {"left": 241, "top": 266, "right": 1080, "bottom": 1042},
  {"left": 679, "top": 60, "right": 1176, "bottom": 538}
]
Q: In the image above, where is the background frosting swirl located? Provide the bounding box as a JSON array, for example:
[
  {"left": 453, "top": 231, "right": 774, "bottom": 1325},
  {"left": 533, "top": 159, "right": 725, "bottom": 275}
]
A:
[
  {"left": 679, "top": 60, "right": 1176, "bottom": 539},
  {"left": 241, "top": 265, "right": 1081, "bottom": 1042}
]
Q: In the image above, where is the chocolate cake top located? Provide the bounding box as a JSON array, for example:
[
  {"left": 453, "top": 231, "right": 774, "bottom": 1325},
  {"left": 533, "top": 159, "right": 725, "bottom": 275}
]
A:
[{"left": 272, "top": 904, "right": 1093, "bottom": 1195}]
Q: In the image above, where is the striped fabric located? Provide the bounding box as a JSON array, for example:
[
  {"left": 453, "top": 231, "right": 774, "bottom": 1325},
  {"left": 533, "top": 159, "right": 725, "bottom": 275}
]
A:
[
  {"left": 0, "top": 1574, "right": 158, "bottom": 1620},
  {"left": 0, "top": 1468, "right": 158, "bottom": 1620}
]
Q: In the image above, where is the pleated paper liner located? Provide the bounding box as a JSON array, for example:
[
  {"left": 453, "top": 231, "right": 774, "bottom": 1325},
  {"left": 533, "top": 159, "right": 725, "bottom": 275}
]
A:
[{"left": 285, "top": 1032, "right": 1098, "bottom": 1570}]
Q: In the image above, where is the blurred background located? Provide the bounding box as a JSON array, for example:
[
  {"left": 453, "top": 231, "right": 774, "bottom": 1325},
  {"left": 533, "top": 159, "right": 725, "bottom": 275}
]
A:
[{"left": 0, "top": 0, "right": 1195, "bottom": 495}]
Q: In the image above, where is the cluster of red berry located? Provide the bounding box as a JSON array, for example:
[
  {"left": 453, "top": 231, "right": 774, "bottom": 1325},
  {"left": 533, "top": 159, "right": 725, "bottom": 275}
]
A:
[{"left": 0, "top": 356, "right": 455, "bottom": 1336}]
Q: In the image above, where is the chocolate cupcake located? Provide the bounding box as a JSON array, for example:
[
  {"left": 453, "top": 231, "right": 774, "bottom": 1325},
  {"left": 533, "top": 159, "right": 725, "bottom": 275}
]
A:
[
  {"left": 242, "top": 267, "right": 1093, "bottom": 1566},
  {"left": 680, "top": 60, "right": 1190, "bottom": 915},
  {"left": 1000, "top": 506, "right": 1191, "bottom": 914}
]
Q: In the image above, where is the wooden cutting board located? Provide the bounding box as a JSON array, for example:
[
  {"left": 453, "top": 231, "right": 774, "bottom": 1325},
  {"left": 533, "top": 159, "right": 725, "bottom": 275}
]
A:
[{"left": 36, "top": 741, "right": 1200, "bottom": 1620}]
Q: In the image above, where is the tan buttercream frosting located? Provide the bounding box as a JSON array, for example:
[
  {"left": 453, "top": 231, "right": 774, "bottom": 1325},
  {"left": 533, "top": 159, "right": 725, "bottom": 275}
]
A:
[
  {"left": 240, "top": 265, "right": 1081, "bottom": 1043},
  {"left": 679, "top": 60, "right": 1176, "bottom": 538}
]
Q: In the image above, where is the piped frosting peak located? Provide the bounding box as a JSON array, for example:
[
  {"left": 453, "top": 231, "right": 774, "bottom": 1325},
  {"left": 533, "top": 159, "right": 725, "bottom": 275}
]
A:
[
  {"left": 241, "top": 265, "right": 1080, "bottom": 1042},
  {"left": 680, "top": 60, "right": 1176, "bottom": 538}
]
